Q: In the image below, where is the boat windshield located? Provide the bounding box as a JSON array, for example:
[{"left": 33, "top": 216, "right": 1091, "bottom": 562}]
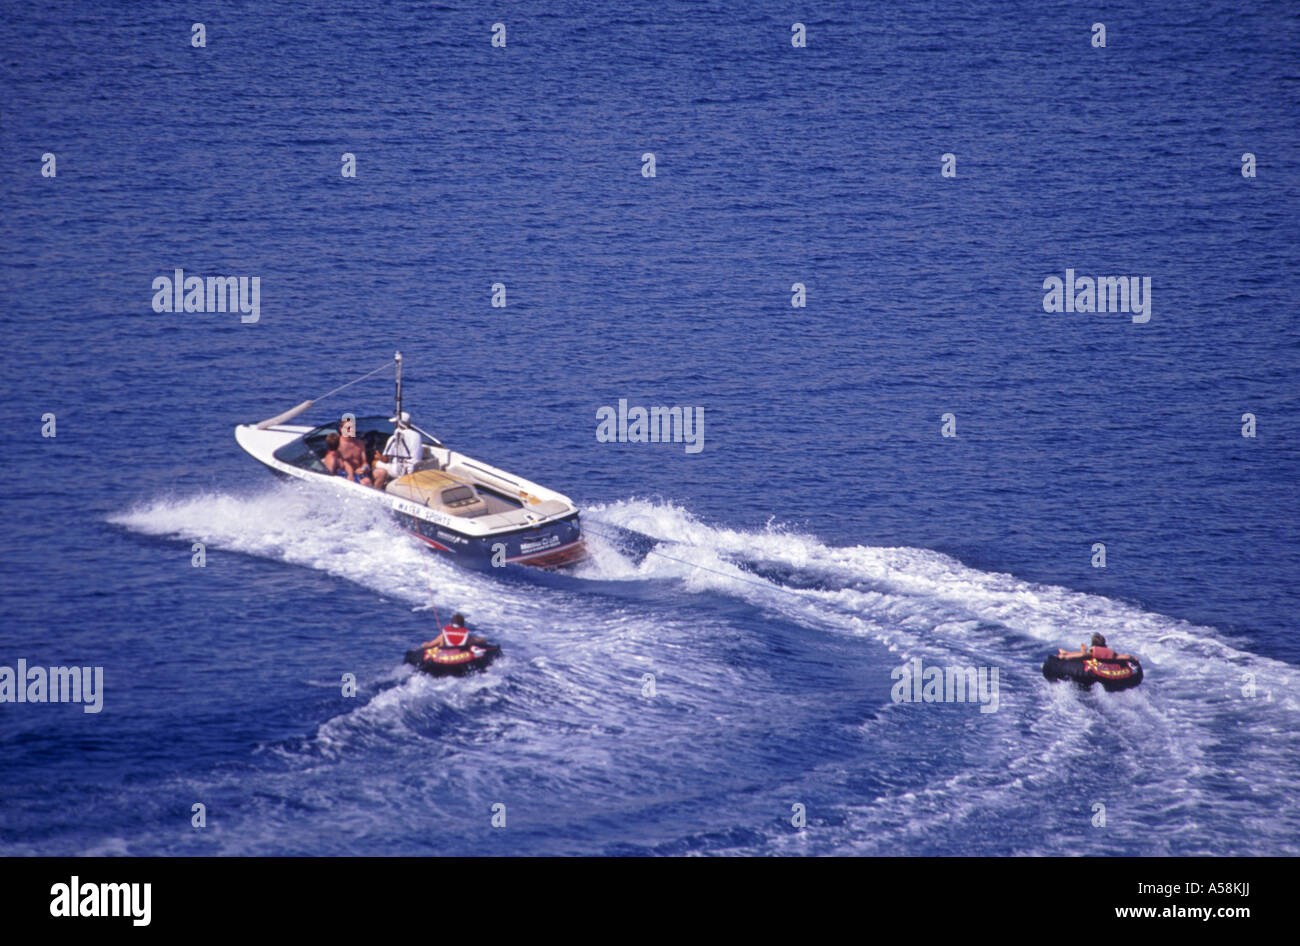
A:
[{"left": 272, "top": 415, "right": 398, "bottom": 471}]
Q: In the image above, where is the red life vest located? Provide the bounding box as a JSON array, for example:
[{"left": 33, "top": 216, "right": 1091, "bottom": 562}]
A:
[
  {"left": 442, "top": 624, "right": 470, "bottom": 647},
  {"left": 1090, "top": 646, "right": 1116, "bottom": 660}
]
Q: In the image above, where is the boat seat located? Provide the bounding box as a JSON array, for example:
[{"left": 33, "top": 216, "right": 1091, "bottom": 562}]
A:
[{"left": 386, "top": 469, "right": 489, "bottom": 518}]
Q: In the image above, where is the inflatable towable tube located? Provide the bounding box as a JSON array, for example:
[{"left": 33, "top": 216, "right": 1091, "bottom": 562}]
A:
[
  {"left": 404, "top": 643, "right": 501, "bottom": 677},
  {"left": 1042, "top": 654, "right": 1143, "bottom": 691}
]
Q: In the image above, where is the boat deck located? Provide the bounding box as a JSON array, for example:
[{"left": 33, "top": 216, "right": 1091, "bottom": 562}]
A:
[{"left": 385, "top": 467, "right": 527, "bottom": 517}]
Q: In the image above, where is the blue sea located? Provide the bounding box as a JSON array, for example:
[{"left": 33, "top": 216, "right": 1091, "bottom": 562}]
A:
[{"left": 1, "top": 1, "right": 1298, "bottom": 856}]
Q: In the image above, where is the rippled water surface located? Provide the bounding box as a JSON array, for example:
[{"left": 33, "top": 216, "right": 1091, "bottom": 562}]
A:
[{"left": 1, "top": 1, "right": 1297, "bottom": 855}]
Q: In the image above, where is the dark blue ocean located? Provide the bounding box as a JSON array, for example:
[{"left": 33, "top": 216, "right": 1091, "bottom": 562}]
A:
[{"left": 2, "top": 1, "right": 1298, "bottom": 856}]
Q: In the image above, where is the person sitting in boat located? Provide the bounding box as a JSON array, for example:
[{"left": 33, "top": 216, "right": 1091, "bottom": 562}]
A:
[
  {"left": 370, "top": 447, "right": 394, "bottom": 490},
  {"left": 421, "top": 614, "right": 487, "bottom": 650},
  {"left": 321, "top": 432, "right": 343, "bottom": 475},
  {"left": 337, "top": 416, "right": 373, "bottom": 486},
  {"left": 383, "top": 411, "right": 424, "bottom": 479},
  {"left": 1057, "top": 633, "right": 1135, "bottom": 662}
]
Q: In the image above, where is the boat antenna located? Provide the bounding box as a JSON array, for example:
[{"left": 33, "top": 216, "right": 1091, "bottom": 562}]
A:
[{"left": 394, "top": 350, "right": 403, "bottom": 425}]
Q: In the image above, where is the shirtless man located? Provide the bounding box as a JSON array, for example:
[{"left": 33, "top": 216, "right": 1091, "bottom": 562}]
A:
[{"left": 336, "top": 416, "right": 372, "bottom": 486}]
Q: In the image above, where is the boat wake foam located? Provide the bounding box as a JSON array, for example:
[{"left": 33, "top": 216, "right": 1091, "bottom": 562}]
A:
[
  {"left": 113, "top": 486, "right": 1300, "bottom": 717},
  {"left": 106, "top": 486, "right": 1300, "bottom": 855}
]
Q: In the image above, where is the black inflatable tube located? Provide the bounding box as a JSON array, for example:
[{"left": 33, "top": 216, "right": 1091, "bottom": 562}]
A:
[
  {"left": 404, "top": 643, "right": 501, "bottom": 678},
  {"left": 1042, "top": 654, "right": 1143, "bottom": 691}
]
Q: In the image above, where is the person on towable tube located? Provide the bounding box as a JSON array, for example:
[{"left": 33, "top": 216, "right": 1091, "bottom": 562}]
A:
[
  {"left": 419, "top": 613, "right": 489, "bottom": 651},
  {"left": 1057, "top": 633, "right": 1137, "bottom": 664}
]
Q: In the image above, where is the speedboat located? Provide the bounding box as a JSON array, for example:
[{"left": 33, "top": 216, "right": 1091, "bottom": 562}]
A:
[{"left": 234, "top": 353, "right": 585, "bottom": 570}]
